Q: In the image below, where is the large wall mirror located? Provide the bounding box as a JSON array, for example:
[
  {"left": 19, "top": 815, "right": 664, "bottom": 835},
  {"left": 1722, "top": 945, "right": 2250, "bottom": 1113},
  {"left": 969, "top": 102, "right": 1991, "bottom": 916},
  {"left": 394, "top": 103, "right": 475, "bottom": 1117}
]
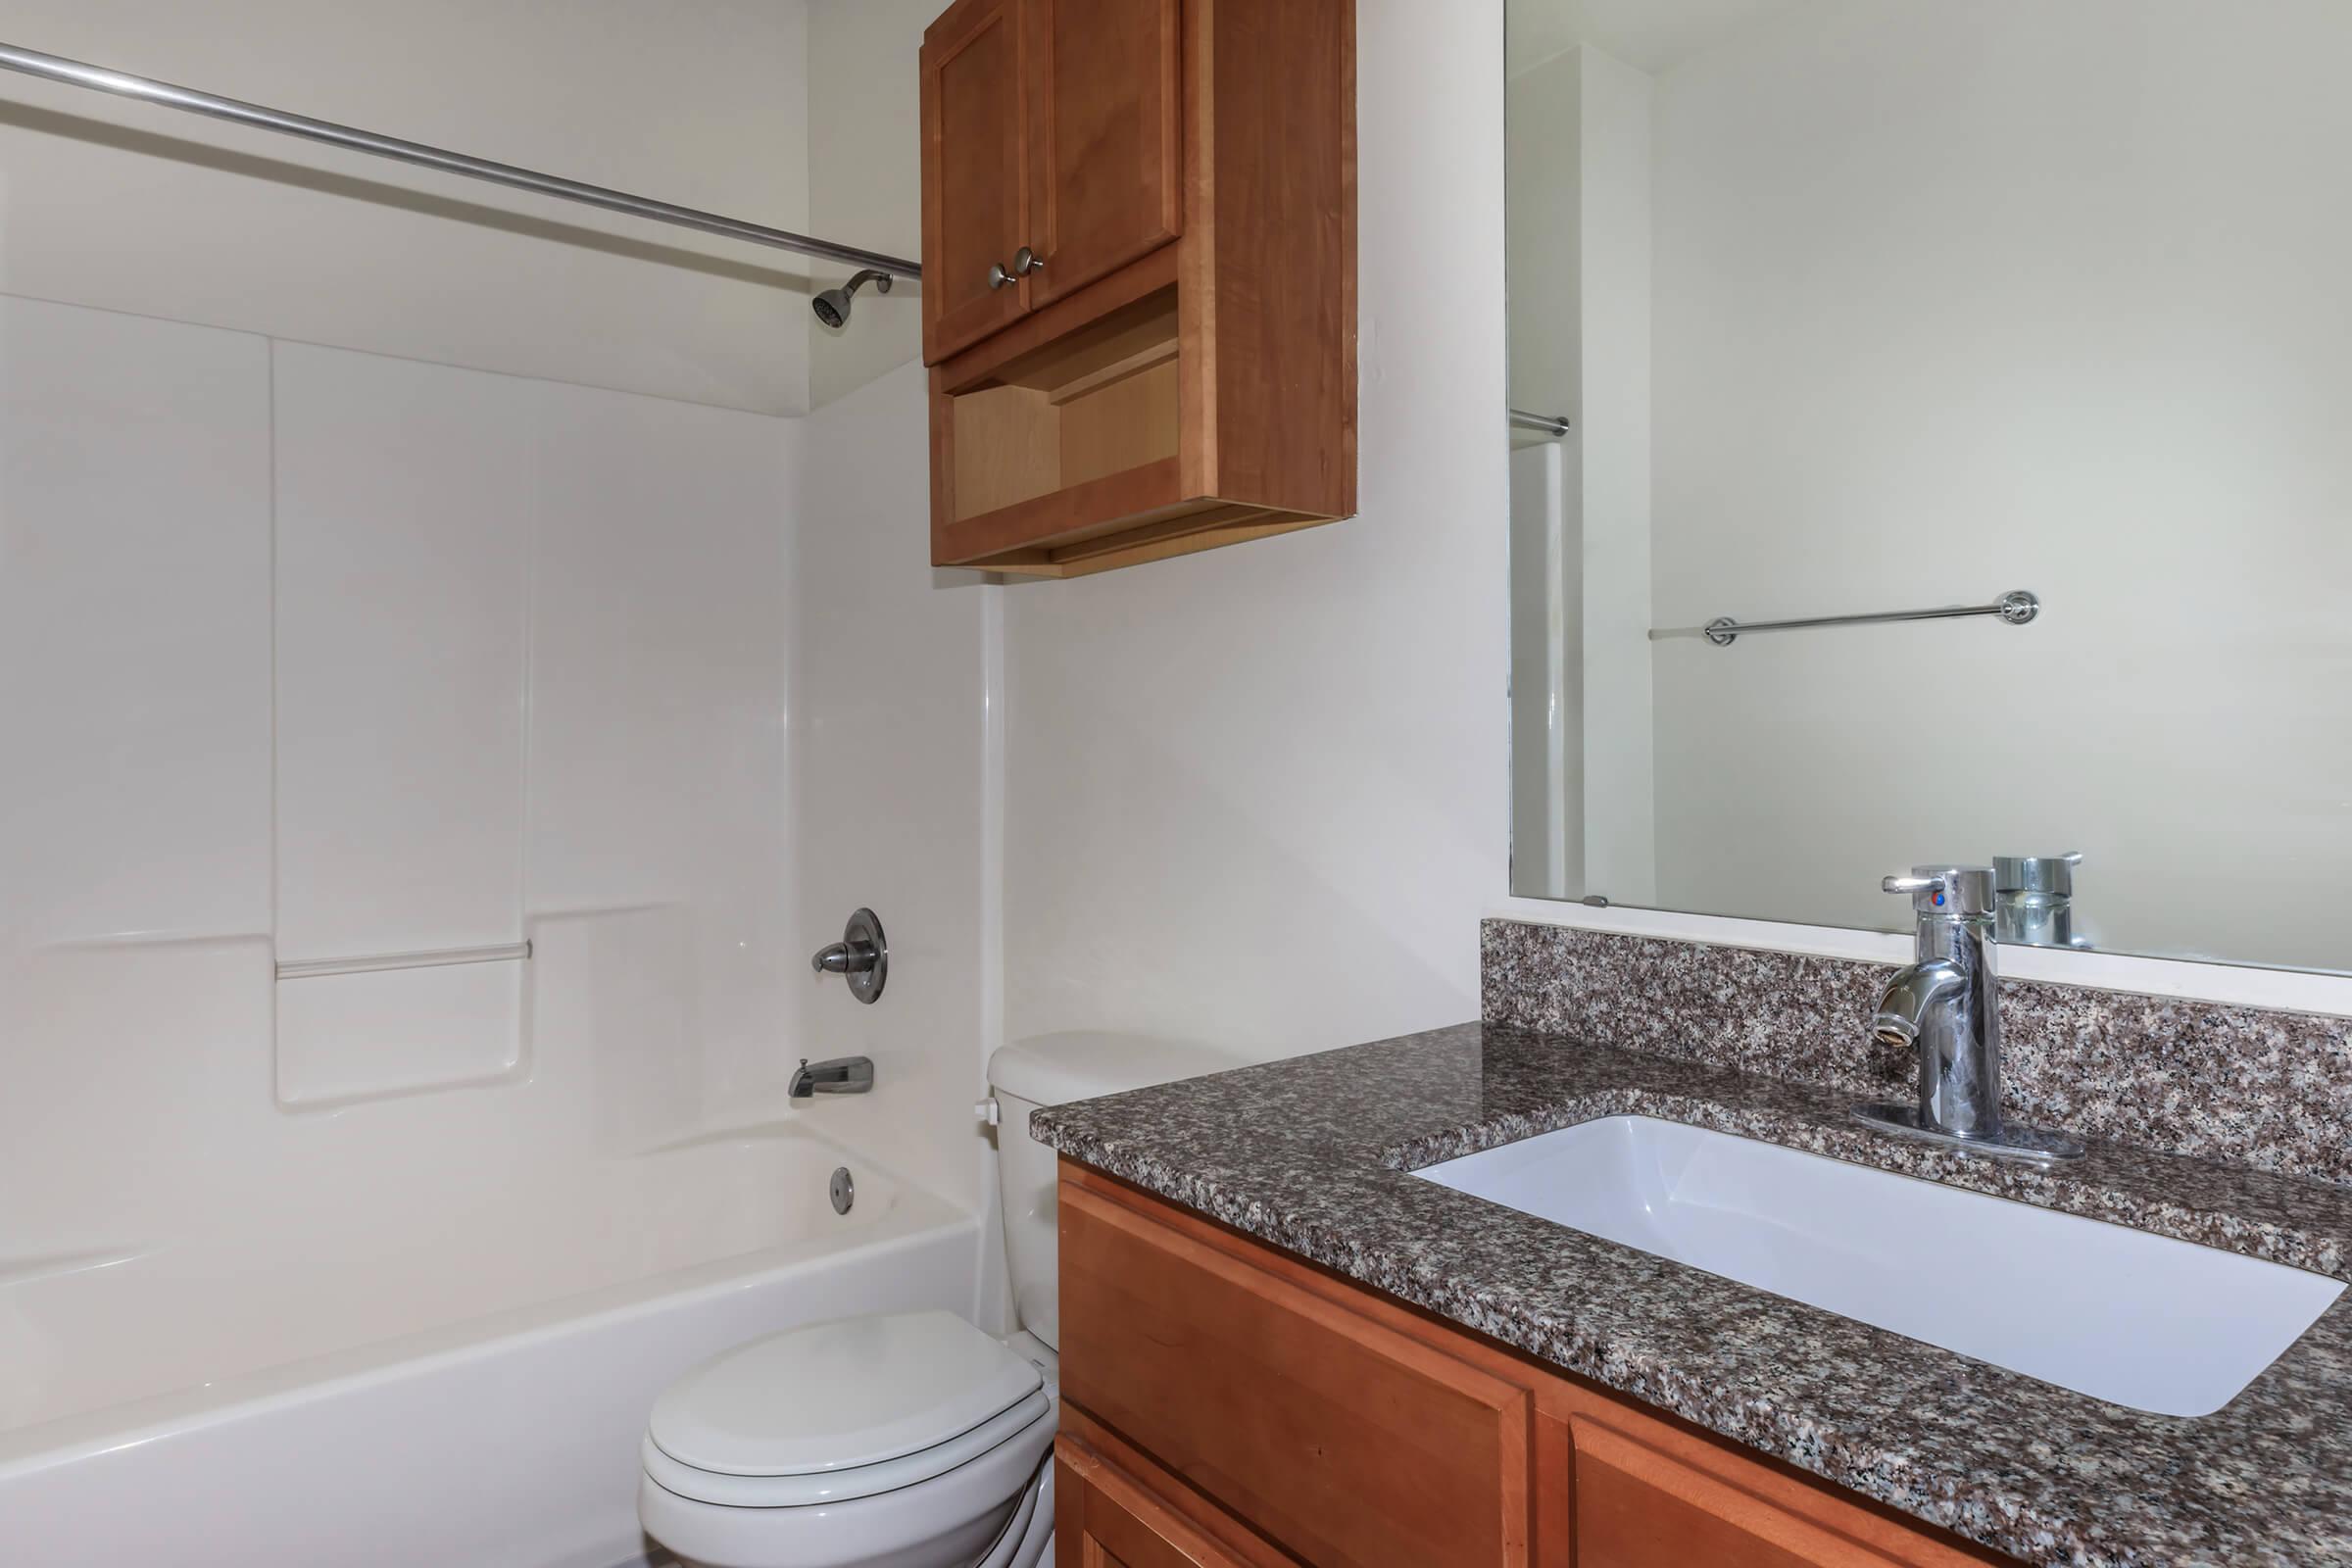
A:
[{"left": 1506, "top": 0, "right": 2351, "bottom": 975}]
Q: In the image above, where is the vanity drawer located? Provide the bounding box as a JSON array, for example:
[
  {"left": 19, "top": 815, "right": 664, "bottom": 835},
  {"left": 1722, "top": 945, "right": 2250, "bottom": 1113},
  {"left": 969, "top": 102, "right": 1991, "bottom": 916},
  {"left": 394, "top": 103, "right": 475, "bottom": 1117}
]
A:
[{"left": 1056, "top": 1169, "right": 1534, "bottom": 1567}]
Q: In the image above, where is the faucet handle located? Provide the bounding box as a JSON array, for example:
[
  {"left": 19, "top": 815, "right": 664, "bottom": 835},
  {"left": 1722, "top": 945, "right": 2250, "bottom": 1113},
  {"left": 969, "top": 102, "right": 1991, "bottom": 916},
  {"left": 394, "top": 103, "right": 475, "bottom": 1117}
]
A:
[{"left": 1884, "top": 865, "right": 1996, "bottom": 918}]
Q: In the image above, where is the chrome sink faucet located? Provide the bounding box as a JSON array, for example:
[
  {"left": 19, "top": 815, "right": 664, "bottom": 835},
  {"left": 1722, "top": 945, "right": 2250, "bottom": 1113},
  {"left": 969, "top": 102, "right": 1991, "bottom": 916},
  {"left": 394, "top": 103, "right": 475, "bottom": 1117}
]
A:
[{"left": 1852, "top": 865, "right": 2084, "bottom": 1163}]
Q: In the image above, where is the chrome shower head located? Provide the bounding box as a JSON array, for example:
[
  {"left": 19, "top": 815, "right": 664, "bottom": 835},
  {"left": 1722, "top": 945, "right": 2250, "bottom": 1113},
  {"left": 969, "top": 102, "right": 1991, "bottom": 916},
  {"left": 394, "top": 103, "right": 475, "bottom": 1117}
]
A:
[{"left": 811, "top": 268, "right": 894, "bottom": 329}]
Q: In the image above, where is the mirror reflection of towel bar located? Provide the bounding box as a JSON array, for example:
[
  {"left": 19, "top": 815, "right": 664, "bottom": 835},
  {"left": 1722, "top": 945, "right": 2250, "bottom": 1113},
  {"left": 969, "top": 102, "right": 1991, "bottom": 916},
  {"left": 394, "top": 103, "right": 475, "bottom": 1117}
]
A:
[
  {"left": 1651, "top": 589, "right": 2040, "bottom": 647},
  {"left": 275, "top": 941, "right": 532, "bottom": 981}
]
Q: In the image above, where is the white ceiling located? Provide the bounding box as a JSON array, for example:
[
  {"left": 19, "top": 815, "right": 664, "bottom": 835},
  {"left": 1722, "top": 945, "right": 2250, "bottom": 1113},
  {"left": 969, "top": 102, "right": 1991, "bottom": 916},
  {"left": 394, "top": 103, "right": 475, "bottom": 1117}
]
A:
[{"left": 1507, "top": 0, "right": 1808, "bottom": 77}]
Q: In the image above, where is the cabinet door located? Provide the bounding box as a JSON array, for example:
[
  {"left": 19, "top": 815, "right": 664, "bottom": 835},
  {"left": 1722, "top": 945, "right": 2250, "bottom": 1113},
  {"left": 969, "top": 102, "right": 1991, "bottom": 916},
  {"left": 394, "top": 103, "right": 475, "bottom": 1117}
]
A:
[
  {"left": 1020, "top": 0, "right": 1182, "bottom": 306},
  {"left": 1058, "top": 1175, "right": 1533, "bottom": 1567},
  {"left": 1567, "top": 1412, "right": 1979, "bottom": 1567},
  {"left": 921, "top": 0, "right": 1030, "bottom": 363},
  {"left": 1057, "top": 1440, "right": 1276, "bottom": 1568}
]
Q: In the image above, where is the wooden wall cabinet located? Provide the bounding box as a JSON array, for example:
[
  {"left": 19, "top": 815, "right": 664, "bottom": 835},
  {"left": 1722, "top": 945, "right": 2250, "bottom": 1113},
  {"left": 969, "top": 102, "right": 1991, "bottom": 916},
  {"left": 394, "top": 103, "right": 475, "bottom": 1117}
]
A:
[
  {"left": 918, "top": 0, "right": 1355, "bottom": 577},
  {"left": 921, "top": 0, "right": 1030, "bottom": 360},
  {"left": 1056, "top": 1162, "right": 2016, "bottom": 1568}
]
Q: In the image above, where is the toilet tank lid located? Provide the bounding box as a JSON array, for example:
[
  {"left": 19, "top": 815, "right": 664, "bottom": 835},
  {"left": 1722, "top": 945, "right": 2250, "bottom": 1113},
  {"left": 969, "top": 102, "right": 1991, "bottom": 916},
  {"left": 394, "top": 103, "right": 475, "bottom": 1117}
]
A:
[{"left": 989, "top": 1032, "right": 1244, "bottom": 1107}]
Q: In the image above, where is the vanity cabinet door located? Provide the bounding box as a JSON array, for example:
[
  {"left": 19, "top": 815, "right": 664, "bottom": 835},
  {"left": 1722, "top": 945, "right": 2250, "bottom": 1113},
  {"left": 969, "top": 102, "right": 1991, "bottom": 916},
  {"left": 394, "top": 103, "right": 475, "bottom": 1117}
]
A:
[
  {"left": 1058, "top": 1172, "right": 1534, "bottom": 1567},
  {"left": 1020, "top": 0, "right": 1182, "bottom": 307},
  {"left": 1057, "top": 1427, "right": 1294, "bottom": 1568},
  {"left": 1562, "top": 1402, "right": 1993, "bottom": 1568},
  {"left": 921, "top": 0, "right": 1031, "bottom": 362}
]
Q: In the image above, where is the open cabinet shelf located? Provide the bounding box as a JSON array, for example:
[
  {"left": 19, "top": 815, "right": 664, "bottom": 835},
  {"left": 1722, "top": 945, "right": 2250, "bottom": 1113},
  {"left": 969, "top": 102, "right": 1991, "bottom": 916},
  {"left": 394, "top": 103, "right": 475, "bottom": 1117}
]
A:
[
  {"left": 947, "top": 285, "right": 1179, "bottom": 527},
  {"left": 930, "top": 257, "right": 1344, "bottom": 577}
]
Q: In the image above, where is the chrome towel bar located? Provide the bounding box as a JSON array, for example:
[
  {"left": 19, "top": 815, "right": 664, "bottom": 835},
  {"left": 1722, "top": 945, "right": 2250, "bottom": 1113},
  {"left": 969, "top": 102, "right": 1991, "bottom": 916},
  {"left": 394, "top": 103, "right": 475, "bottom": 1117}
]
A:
[
  {"left": 276, "top": 941, "right": 531, "bottom": 981},
  {"left": 1510, "top": 408, "right": 1572, "bottom": 438},
  {"left": 1651, "top": 590, "right": 2040, "bottom": 648}
]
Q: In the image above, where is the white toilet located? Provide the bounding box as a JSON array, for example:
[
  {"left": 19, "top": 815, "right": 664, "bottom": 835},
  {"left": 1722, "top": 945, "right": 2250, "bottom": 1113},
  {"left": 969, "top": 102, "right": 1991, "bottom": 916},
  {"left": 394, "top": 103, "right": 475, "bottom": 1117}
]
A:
[{"left": 638, "top": 1034, "right": 1238, "bottom": 1568}]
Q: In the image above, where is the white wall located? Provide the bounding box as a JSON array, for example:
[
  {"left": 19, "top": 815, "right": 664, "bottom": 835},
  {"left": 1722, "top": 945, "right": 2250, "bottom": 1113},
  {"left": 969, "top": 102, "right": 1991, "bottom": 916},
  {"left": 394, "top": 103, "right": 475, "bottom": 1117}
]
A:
[
  {"left": 806, "top": 0, "right": 935, "bottom": 409},
  {"left": 787, "top": 361, "right": 1000, "bottom": 1221},
  {"left": 1506, "top": 47, "right": 1581, "bottom": 422},
  {"left": 0, "top": 0, "right": 813, "bottom": 413},
  {"left": 1510, "top": 440, "right": 1579, "bottom": 898},
  {"left": 1507, "top": 45, "right": 1659, "bottom": 907},
  {"left": 1508, "top": 0, "right": 1808, "bottom": 77},
  {"left": 0, "top": 289, "right": 816, "bottom": 1275},
  {"left": 0, "top": 296, "right": 1000, "bottom": 1345},
  {"left": 1506, "top": 48, "right": 1583, "bottom": 901},
  {"left": 0, "top": 7, "right": 1010, "bottom": 1380},
  {"left": 0, "top": 290, "right": 1008, "bottom": 1376},
  {"left": 1000, "top": 0, "right": 1511, "bottom": 1057},
  {"left": 1643, "top": 0, "right": 2352, "bottom": 972},
  {"left": 1001, "top": 0, "right": 2352, "bottom": 1054},
  {"left": 1568, "top": 47, "right": 1657, "bottom": 906}
]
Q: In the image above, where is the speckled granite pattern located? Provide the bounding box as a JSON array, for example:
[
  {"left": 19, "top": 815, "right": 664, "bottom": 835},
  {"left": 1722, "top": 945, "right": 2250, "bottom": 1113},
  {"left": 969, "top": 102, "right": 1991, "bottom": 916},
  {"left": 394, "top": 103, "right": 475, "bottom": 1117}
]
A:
[
  {"left": 1483, "top": 920, "right": 2352, "bottom": 1187},
  {"left": 1030, "top": 1025, "right": 2352, "bottom": 1567}
]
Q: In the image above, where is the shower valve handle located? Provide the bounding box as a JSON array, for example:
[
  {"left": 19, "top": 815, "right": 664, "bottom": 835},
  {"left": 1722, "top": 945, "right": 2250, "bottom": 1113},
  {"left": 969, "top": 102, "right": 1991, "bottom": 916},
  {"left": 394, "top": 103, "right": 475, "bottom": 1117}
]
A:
[
  {"left": 809, "top": 908, "right": 888, "bottom": 1004},
  {"left": 810, "top": 940, "right": 878, "bottom": 975}
]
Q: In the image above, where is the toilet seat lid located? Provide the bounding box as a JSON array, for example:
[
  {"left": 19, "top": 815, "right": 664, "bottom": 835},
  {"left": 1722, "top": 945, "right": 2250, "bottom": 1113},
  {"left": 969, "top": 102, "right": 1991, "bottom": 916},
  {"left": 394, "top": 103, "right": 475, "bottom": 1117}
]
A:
[{"left": 648, "top": 1310, "right": 1044, "bottom": 1477}]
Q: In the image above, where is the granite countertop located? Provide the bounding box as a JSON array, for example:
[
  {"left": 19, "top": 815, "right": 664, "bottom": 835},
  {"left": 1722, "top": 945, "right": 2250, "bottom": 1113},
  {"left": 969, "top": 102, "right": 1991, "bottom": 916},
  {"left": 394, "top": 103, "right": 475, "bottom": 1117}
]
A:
[{"left": 1028, "top": 1023, "right": 2352, "bottom": 1568}]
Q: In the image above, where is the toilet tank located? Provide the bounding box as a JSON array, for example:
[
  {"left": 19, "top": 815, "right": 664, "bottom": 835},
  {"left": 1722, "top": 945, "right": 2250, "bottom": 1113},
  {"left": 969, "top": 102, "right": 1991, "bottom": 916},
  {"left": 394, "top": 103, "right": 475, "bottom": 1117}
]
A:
[{"left": 987, "top": 1033, "right": 1242, "bottom": 1351}]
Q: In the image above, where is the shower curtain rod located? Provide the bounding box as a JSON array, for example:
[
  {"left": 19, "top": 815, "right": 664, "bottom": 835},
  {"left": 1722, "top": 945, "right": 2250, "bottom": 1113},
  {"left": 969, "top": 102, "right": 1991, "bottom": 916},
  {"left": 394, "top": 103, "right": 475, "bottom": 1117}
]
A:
[{"left": 0, "top": 40, "right": 923, "bottom": 280}]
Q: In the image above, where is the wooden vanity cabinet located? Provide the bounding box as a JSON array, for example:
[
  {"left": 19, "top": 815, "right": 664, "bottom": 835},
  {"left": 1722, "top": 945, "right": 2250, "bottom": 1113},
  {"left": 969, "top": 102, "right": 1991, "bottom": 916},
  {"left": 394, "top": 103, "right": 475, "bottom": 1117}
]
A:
[
  {"left": 918, "top": 0, "right": 1355, "bottom": 577},
  {"left": 1055, "top": 1161, "right": 2015, "bottom": 1568}
]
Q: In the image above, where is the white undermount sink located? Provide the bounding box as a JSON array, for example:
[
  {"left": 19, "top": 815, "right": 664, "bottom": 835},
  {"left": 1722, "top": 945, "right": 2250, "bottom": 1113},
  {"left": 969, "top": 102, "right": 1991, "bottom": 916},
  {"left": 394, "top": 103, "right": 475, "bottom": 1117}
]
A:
[{"left": 1412, "top": 1115, "right": 2343, "bottom": 1417}]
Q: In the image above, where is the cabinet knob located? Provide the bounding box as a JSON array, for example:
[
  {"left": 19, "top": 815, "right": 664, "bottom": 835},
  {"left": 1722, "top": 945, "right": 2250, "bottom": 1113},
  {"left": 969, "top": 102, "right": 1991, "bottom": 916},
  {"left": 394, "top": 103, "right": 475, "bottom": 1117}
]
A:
[
  {"left": 988, "top": 261, "right": 1014, "bottom": 290},
  {"left": 1013, "top": 245, "right": 1045, "bottom": 277}
]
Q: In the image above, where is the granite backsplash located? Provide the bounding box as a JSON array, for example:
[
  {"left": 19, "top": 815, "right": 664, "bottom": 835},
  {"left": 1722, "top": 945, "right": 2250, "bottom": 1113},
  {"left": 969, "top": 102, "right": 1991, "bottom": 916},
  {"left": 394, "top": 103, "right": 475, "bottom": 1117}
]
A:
[{"left": 1482, "top": 919, "right": 2352, "bottom": 1188}]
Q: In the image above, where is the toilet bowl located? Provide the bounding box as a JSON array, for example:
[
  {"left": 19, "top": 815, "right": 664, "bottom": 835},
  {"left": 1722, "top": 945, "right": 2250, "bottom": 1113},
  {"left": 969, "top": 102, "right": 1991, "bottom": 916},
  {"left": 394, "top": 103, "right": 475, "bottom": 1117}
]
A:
[
  {"left": 639, "top": 1310, "right": 1056, "bottom": 1568},
  {"left": 639, "top": 1034, "right": 1240, "bottom": 1568}
]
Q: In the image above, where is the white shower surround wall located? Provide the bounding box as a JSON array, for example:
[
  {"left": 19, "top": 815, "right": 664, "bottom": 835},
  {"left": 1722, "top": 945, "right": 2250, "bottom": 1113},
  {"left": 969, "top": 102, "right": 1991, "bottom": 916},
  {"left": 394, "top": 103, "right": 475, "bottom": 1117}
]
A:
[{"left": 0, "top": 295, "right": 996, "bottom": 1561}]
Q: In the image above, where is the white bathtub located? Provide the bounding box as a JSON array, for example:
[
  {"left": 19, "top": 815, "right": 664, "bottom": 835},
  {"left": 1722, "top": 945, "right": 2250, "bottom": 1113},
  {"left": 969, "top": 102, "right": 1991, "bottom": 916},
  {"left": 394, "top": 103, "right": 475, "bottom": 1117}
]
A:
[{"left": 0, "top": 1122, "right": 979, "bottom": 1567}]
